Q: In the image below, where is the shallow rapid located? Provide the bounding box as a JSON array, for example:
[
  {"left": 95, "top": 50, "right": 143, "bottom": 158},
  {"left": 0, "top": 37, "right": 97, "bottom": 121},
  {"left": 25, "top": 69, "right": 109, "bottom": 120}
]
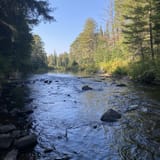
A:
[{"left": 26, "top": 73, "right": 160, "bottom": 160}]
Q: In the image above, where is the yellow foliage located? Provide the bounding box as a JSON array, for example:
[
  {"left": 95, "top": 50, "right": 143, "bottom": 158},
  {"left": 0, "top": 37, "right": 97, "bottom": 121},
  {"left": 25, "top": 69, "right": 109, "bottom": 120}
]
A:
[{"left": 99, "top": 58, "right": 129, "bottom": 74}]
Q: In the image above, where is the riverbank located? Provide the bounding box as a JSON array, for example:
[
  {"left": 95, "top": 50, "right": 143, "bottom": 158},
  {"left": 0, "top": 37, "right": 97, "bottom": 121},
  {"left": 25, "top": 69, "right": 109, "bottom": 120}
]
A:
[{"left": 0, "top": 80, "right": 37, "bottom": 160}]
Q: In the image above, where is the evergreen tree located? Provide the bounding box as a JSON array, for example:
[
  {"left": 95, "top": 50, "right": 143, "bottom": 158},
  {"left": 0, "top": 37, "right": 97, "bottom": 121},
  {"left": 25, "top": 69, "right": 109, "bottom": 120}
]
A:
[
  {"left": 0, "top": 0, "right": 54, "bottom": 77},
  {"left": 30, "top": 35, "right": 47, "bottom": 71},
  {"left": 70, "top": 18, "right": 97, "bottom": 69}
]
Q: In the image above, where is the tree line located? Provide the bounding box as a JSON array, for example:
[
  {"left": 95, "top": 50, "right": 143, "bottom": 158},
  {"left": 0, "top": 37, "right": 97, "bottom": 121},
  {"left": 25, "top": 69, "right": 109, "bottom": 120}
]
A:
[
  {"left": 1, "top": 0, "right": 160, "bottom": 83},
  {"left": 48, "top": 0, "right": 160, "bottom": 83},
  {"left": 0, "top": 0, "right": 54, "bottom": 80}
]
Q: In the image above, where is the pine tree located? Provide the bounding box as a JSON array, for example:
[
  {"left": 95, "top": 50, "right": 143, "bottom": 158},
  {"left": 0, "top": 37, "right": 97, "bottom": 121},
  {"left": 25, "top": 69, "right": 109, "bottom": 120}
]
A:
[
  {"left": 70, "top": 18, "right": 97, "bottom": 69},
  {"left": 0, "top": 0, "right": 54, "bottom": 77}
]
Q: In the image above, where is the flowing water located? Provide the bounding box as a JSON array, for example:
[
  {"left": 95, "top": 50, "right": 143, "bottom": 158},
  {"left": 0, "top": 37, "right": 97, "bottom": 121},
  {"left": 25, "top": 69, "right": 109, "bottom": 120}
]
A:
[{"left": 26, "top": 73, "right": 160, "bottom": 160}]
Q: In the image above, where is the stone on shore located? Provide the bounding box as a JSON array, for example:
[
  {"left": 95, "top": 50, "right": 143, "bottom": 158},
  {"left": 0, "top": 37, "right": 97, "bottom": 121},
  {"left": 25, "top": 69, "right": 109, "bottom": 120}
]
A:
[
  {"left": 15, "top": 134, "right": 37, "bottom": 150},
  {"left": 0, "top": 134, "right": 13, "bottom": 149},
  {"left": 0, "top": 124, "right": 16, "bottom": 134},
  {"left": 4, "top": 149, "right": 18, "bottom": 160}
]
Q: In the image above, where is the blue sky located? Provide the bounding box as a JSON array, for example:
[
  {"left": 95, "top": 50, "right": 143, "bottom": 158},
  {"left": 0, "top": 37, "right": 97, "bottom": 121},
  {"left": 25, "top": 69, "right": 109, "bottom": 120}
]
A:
[{"left": 33, "top": 0, "right": 108, "bottom": 54}]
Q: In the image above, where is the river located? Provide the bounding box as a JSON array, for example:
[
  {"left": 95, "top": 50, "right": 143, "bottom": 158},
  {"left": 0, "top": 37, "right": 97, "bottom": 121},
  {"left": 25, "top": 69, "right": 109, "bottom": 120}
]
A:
[{"left": 25, "top": 73, "right": 160, "bottom": 160}]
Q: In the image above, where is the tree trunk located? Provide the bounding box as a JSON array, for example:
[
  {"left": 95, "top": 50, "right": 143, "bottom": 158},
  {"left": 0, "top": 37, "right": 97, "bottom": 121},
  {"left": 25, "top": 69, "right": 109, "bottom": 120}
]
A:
[{"left": 149, "top": 4, "right": 154, "bottom": 60}]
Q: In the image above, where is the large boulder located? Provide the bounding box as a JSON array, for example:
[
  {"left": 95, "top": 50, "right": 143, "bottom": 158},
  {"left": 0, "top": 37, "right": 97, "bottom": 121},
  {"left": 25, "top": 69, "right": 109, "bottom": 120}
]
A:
[
  {"left": 15, "top": 134, "right": 37, "bottom": 150},
  {"left": 4, "top": 149, "right": 18, "bottom": 160},
  {"left": 0, "top": 134, "right": 13, "bottom": 149},
  {"left": 0, "top": 124, "right": 16, "bottom": 134},
  {"left": 101, "top": 109, "right": 121, "bottom": 122}
]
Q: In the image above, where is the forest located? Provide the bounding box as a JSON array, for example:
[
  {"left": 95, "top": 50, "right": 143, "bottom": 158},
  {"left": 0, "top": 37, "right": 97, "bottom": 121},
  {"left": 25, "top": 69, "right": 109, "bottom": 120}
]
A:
[
  {"left": 48, "top": 0, "right": 160, "bottom": 84},
  {"left": 0, "top": 0, "right": 160, "bottom": 84},
  {"left": 0, "top": 0, "right": 54, "bottom": 82}
]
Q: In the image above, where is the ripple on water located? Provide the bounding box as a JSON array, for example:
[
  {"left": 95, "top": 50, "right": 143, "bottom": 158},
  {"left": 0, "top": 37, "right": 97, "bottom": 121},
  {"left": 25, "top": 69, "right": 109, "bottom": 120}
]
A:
[{"left": 26, "top": 73, "right": 160, "bottom": 160}]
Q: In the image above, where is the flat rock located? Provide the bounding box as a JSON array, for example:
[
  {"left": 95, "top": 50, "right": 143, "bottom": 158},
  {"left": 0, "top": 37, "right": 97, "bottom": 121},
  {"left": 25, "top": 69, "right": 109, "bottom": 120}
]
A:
[
  {"left": 15, "top": 134, "right": 37, "bottom": 150},
  {"left": 4, "top": 149, "right": 18, "bottom": 160},
  {"left": 101, "top": 109, "right": 121, "bottom": 122},
  {"left": 0, "top": 134, "right": 13, "bottom": 149},
  {"left": 0, "top": 124, "right": 16, "bottom": 133}
]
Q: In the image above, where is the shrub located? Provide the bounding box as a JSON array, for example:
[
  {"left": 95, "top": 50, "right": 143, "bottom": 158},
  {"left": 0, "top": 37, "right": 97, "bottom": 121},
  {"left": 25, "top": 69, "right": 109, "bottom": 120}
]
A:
[
  {"left": 113, "top": 66, "right": 128, "bottom": 76},
  {"left": 128, "top": 59, "right": 159, "bottom": 84}
]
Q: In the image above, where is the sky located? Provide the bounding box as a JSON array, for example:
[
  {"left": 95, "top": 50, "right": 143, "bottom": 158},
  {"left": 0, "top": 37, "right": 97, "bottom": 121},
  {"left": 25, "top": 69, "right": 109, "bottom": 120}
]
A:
[{"left": 33, "top": 0, "right": 108, "bottom": 55}]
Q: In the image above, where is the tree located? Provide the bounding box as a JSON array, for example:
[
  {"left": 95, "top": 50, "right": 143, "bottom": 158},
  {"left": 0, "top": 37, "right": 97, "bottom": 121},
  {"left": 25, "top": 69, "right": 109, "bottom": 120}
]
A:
[
  {"left": 152, "top": 0, "right": 160, "bottom": 57},
  {"left": 47, "top": 51, "right": 58, "bottom": 68},
  {"left": 30, "top": 35, "right": 47, "bottom": 71},
  {"left": 122, "top": 0, "right": 160, "bottom": 60},
  {"left": 70, "top": 18, "right": 97, "bottom": 69},
  {"left": 0, "top": 0, "right": 54, "bottom": 77}
]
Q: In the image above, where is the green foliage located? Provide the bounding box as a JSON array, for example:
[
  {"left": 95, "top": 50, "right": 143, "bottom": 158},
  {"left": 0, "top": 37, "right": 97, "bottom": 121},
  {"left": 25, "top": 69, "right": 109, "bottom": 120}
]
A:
[
  {"left": 84, "top": 63, "right": 98, "bottom": 74},
  {"left": 99, "top": 58, "right": 129, "bottom": 74},
  {"left": 114, "top": 0, "right": 160, "bottom": 82},
  {"left": 47, "top": 52, "right": 70, "bottom": 72},
  {"left": 30, "top": 35, "right": 47, "bottom": 71},
  {"left": 113, "top": 66, "right": 128, "bottom": 76},
  {"left": 0, "top": 0, "right": 54, "bottom": 79},
  {"left": 70, "top": 18, "right": 97, "bottom": 69},
  {"left": 122, "top": 0, "right": 160, "bottom": 60},
  {"left": 48, "top": 51, "right": 58, "bottom": 68},
  {"left": 128, "top": 59, "right": 160, "bottom": 83},
  {"left": 68, "top": 60, "right": 79, "bottom": 72}
]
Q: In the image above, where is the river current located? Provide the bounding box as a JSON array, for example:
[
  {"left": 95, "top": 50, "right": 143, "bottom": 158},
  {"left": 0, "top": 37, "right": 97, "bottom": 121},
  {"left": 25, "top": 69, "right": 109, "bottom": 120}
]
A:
[{"left": 26, "top": 73, "right": 160, "bottom": 160}]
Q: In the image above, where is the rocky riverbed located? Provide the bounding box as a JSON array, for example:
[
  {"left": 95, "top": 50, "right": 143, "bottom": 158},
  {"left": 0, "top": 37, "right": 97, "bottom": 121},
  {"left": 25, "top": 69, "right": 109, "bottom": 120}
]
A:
[{"left": 0, "top": 73, "right": 160, "bottom": 160}]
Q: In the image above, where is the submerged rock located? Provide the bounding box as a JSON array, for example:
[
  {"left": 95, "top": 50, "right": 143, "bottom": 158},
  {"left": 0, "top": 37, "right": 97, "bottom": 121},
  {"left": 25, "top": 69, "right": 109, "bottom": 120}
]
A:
[
  {"left": 44, "top": 148, "right": 54, "bottom": 153},
  {"left": 55, "top": 155, "right": 71, "bottom": 160},
  {"left": 82, "top": 85, "right": 93, "bottom": 91},
  {"left": 44, "top": 80, "right": 52, "bottom": 84},
  {"left": 116, "top": 83, "right": 127, "bottom": 87},
  {"left": 15, "top": 134, "right": 37, "bottom": 150},
  {"left": 101, "top": 109, "right": 121, "bottom": 122},
  {"left": 4, "top": 149, "right": 18, "bottom": 160},
  {"left": 125, "top": 104, "right": 139, "bottom": 112},
  {"left": 0, "top": 134, "right": 13, "bottom": 149}
]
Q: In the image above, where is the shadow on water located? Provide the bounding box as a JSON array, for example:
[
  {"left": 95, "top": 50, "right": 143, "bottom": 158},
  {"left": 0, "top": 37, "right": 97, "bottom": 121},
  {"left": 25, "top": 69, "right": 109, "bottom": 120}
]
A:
[{"left": 25, "top": 73, "right": 160, "bottom": 160}]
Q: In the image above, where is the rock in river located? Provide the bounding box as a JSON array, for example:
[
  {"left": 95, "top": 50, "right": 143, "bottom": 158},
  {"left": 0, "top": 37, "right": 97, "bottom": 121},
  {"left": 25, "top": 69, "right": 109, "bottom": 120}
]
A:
[
  {"left": 116, "top": 83, "right": 127, "bottom": 87},
  {"left": 101, "top": 109, "right": 121, "bottom": 122},
  {"left": 82, "top": 85, "right": 93, "bottom": 91},
  {"left": 15, "top": 134, "right": 37, "bottom": 150}
]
